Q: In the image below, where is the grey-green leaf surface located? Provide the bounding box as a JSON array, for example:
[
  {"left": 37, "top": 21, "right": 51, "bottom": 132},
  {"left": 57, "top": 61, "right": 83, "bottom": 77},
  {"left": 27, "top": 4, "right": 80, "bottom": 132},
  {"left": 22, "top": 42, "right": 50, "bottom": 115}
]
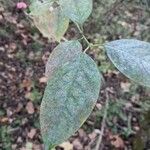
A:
[
  {"left": 46, "top": 40, "right": 82, "bottom": 79},
  {"left": 105, "top": 39, "right": 150, "bottom": 87},
  {"left": 29, "top": 1, "right": 69, "bottom": 41},
  {"left": 59, "top": 0, "right": 93, "bottom": 24},
  {"left": 29, "top": 0, "right": 55, "bottom": 16},
  {"left": 40, "top": 53, "right": 101, "bottom": 149}
]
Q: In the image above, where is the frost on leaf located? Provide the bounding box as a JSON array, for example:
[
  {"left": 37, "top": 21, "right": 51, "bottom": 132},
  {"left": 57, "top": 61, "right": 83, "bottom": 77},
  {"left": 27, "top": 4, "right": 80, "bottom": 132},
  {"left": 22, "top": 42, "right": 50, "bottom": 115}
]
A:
[
  {"left": 105, "top": 39, "right": 150, "bottom": 87},
  {"left": 46, "top": 40, "right": 82, "bottom": 79},
  {"left": 40, "top": 42, "right": 102, "bottom": 149},
  {"left": 59, "top": 0, "right": 93, "bottom": 24}
]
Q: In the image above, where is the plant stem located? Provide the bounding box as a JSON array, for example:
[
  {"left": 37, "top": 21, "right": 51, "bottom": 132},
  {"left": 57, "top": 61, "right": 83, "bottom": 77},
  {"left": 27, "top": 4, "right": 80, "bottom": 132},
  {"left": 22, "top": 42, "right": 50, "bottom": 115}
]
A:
[
  {"left": 90, "top": 44, "right": 104, "bottom": 49},
  {"left": 62, "top": 37, "right": 68, "bottom": 42},
  {"left": 84, "top": 46, "right": 90, "bottom": 53},
  {"left": 95, "top": 90, "right": 109, "bottom": 150},
  {"left": 75, "top": 23, "right": 90, "bottom": 46},
  {"left": 75, "top": 23, "right": 105, "bottom": 53}
]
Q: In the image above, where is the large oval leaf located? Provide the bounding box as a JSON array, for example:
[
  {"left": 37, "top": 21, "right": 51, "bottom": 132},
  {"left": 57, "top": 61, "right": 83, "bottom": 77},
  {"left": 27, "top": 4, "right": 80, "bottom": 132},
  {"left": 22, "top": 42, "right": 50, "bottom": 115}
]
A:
[
  {"left": 105, "top": 39, "right": 150, "bottom": 87},
  {"left": 29, "top": 1, "right": 69, "bottom": 41},
  {"left": 40, "top": 53, "right": 101, "bottom": 149},
  {"left": 29, "top": 0, "right": 55, "bottom": 16},
  {"left": 46, "top": 40, "right": 82, "bottom": 78},
  {"left": 59, "top": 0, "right": 93, "bottom": 24}
]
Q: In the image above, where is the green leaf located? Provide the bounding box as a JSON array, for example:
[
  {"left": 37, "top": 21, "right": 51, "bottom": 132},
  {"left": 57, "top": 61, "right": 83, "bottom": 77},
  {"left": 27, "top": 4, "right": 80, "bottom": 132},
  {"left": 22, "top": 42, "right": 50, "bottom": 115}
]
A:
[
  {"left": 29, "top": 1, "right": 69, "bottom": 41},
  {"left": 40, "top": 51, "right": 101, "bottom": 149},
  {"left": 46, "top": 40, "right": 82, "bottom": 79},
  {"left": 59, "top": 0, "right": 93, "bottom": 24},
  {"left": 105, "top": 39, "right": 150, "bottom": 87},
  {"left": 29, "top": 0, "right": 55, "bottom": 16}
]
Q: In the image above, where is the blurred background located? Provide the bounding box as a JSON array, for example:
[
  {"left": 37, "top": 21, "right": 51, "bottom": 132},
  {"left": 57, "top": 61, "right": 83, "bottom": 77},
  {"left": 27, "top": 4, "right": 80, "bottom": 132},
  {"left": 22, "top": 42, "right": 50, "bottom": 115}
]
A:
[{"left": 0, "top": 0, "right": 150, "bottom": 149}]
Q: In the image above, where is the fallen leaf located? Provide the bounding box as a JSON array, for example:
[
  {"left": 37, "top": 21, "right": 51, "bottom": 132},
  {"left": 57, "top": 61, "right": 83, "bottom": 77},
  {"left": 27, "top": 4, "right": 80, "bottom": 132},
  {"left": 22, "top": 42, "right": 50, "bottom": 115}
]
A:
[
  {"left": 20, "top": 148, "right": 26, "bottom": 150},
  {"left": 33, "top": 144, "right": 43, "bottom": 150},
  {"left": 0, "top": 117, "right": 9, "bottom": 123},
  {"left": 88, "top": 131, "right": 97, "bottom": 140},
  {"left": 72, "top": 139, "right": 83, "bottom": 150},
  {"left": 110, "top": 135, "right": 124, "bottom": 149},
  {"left": 12, "top": 144, "right": 17, "bottom": 150},
  {"left": 17, "top": 137, "right": 22, "bottom": 143},
  {"left": 9, "top": 43, "right": 17, "bottom": 51},
  {"left": 78, "top": 129, "right": 86, "bottom": 138},
  {"left": 120, "top": 82, "right": 131, "bottom": 92},
  {"left": 131, "top": 94, "right": 140, "bottom": 102},
  {"left": 26, "top": 102, "right": 35, "bottom": 114},
  {"left": 28, "top": 128, "right": 36, "bottom": 139},
  {"left": 0, "top": 14, "right": 3, "bottom": 20},
  {"left": 21, "top": 79, "right": 33, "bottom": 91},
  {"left": 15, "top": 103, "right": 23, "bottom": 113},
  {"left": 25, "top": 92, "right": 32, "bottom": 99},
  {"left": 96, "top": 103, "right": 102, "bottom": 110},
  {"left": 39, "top": 76, "right": 47, "bottom": 83},
  {"left": 59, "top": 141, "right": 73, "bottom": 150}
]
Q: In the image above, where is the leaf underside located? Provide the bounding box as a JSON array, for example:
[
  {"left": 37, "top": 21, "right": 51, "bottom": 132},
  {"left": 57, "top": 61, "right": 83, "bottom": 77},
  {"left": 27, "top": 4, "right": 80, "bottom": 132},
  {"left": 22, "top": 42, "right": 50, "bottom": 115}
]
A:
[
  {"left": 105, "top": 39, "right": 150, "bottom": 87},
  {"left": 40, "top": 41, "right": 101, "bottom": 149},
  {"left": 59, "top": 0, "right": 93, "bottom": 24}
]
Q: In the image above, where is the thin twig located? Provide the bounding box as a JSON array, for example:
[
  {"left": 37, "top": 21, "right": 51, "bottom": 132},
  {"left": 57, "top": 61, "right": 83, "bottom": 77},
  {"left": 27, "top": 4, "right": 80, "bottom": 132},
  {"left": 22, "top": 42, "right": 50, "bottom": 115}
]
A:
[
  {"left": 75, "top": 23, "right": 105, "bottom": 53},
  {"left": 75, "top": 23, "right": 90, "bottom": 46},
  {"left": 95, "top": 90, "right": 109, "bottom": 150},
  {"left": 84, "top": 46, "right": 90, "bottom": 53},
  {"left": 61, "top": 37, "right": 68, "bottom": 42}
]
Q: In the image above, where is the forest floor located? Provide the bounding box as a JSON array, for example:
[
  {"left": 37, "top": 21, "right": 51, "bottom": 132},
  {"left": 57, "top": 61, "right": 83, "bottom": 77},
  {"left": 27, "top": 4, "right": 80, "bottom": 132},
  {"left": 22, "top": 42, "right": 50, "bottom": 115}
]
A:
[{"left": 0, "top": 0, "right": 150, "bottom": 150}]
